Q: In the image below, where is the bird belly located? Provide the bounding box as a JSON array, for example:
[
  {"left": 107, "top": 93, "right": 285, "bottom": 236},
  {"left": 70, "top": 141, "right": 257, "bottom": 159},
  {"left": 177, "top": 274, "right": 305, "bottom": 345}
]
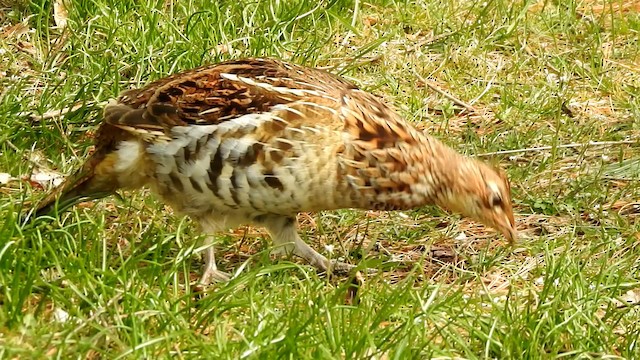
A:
[{"left": 141, "top": 126, "right": 347, "bottom": 219}]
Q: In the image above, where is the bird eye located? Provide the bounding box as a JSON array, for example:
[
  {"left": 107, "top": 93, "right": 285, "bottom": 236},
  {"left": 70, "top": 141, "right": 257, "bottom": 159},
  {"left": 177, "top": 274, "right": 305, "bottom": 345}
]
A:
[{"left": 490, "top": 193, "right": 503, "bottom": 207}]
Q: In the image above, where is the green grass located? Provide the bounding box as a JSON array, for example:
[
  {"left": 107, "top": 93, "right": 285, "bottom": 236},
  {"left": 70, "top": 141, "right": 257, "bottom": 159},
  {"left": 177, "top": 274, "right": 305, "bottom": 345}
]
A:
[{"left": 2, "top": 0, "right": 640, "bottom": 358}]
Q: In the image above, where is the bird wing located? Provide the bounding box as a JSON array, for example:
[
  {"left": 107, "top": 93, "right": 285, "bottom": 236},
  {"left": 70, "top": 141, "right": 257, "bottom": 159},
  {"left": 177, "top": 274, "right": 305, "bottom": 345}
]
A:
[
  {"left": 101, "top": 57, "right": 431, "bottom": 211},
  {"left": 103, "top": 58, "right": 354, "bottom": 141}
]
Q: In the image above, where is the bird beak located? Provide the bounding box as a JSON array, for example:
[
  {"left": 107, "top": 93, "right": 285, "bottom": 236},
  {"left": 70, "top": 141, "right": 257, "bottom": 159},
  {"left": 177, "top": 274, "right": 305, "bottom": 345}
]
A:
[
  {"left": 502, "top": 225, "right": 518, "bottom": 245},
  {"left": 499, "top": 213, "right": 517, "bottom": 245},
  {"left": 480, "top": 210, "right": 517, "bottom": 246}
]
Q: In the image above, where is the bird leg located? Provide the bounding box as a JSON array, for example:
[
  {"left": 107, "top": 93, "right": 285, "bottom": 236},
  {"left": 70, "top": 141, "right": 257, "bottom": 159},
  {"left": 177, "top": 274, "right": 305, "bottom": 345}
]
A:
[
  {"left": 194, "top": 220, "right": 233, "bottom": 290},
  {"left": 197, "top": 234, "right": 231, "bottom": 286},
  {"left": 258, "top": 215, "right": 356, "bottom": 275},
  {"left": 194, "top": 215, "right": 248, "bottom": 291}
]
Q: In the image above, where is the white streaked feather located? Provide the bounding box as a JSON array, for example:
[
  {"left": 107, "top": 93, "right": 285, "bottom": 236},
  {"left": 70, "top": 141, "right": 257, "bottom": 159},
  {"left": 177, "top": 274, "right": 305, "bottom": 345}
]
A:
[
  {"left": 198, "top": 107, "right": 221, "bottom": 116},
  {"left": 220, "top": 73, "right": 322, "bottom": 97},
  {"left": 299, "top": 126, "right": 325, "bottom": 134},
  {"left": 296, "top": 101, "right": 338, "bottom": 115},
  {"left": 219, "top": 137, "right": 255, "bottom": 163},
  {"left": 284, "top": 128, "right": 306, "bottom": 136},
  {"left": 273, "top": 104, "right": 305, "bottom": 117},
  {"left": 215, "top": 163, "right": 236, "bottom": 205},
  {"left": 114, "top": 141, "right": 143, "bottom": 173},
  {"left": 217, "top": 112, "right": 285, "bottom": 134}
]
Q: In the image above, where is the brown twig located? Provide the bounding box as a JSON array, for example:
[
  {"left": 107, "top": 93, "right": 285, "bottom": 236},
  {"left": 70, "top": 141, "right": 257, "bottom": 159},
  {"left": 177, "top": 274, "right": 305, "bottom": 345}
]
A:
[
  {"left": 400, "top": 31, "right": 454, "bottom": 54},
  {"left": 412, "top": 68, "right": 479, "bottom": 115},
  {"left": 475, "top": 140, "right": 638, "bottom": 157},
  {"left": 18, "top": 101, "right": 107, "bottom": 122}
]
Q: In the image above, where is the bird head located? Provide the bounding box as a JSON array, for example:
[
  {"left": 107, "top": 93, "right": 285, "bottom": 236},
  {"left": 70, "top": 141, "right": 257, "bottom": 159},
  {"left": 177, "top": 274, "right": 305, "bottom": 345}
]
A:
[{"left": 435, "top": 159, "right": 517, "bottom": 245}]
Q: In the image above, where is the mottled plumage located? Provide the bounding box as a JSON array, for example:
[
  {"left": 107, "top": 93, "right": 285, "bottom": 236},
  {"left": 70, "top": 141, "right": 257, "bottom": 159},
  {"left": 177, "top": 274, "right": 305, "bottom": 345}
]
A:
[{"left": 31, "top": 57, "right": 517, "bottom": 286}]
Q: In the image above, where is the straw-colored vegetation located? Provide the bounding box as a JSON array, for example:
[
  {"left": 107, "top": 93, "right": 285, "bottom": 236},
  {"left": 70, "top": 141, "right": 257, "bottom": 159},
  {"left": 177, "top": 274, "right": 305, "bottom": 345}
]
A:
[{"left": 1, "top": 0, "right": 639, "bottom": 358}]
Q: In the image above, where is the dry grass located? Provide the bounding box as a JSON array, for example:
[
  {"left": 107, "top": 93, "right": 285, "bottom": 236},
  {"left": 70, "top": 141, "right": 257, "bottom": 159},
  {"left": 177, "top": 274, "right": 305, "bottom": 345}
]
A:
[{"left": 2, "top": 0, "right": 640, "bottom": 358}]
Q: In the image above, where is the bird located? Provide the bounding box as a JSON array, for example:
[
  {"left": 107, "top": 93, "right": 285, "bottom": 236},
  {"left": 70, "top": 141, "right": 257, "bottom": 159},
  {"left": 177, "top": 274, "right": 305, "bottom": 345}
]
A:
[{"left": 27, "top": 57, "right": 517, "bottom": 287}]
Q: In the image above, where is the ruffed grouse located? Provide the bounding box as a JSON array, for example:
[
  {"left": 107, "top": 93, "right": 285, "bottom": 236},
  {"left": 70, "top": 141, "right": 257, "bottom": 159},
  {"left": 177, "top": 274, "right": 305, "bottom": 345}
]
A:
[{"left": 29, "top": 57, "right": 517, "bottom": 286}]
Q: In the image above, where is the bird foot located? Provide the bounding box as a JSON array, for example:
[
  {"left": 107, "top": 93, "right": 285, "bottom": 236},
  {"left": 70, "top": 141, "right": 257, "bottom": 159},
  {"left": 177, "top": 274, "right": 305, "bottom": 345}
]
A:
[
  {"left": 192, "top": 268, "right": 231, "bottom": 292},
  {"left": 329, "top": 259, "right": 355, "bottom": 275},
  {"left": 328, "top": 259, "right": 377, "bottom": 277}
]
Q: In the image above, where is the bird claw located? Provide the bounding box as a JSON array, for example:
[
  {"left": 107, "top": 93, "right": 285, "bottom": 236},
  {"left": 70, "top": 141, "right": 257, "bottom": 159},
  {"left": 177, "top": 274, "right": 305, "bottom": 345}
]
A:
[
  {"left": 192, "top": 268, "right": 231, "bottom": 293},
  {"left": 328, "top": 259, "right": 377, "bottom": 276}
]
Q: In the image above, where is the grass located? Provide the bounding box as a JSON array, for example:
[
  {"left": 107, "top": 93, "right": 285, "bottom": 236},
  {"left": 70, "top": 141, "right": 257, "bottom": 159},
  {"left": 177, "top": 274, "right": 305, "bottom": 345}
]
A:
[{"left": 1, "top": 0, "right": 640, "bottom": 358}]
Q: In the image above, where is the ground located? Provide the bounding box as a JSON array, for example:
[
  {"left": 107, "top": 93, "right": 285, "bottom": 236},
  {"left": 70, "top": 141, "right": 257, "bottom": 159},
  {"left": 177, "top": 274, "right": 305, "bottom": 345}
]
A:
[{"left": 1, "top": 0, "right": 639, "bottom": 358}]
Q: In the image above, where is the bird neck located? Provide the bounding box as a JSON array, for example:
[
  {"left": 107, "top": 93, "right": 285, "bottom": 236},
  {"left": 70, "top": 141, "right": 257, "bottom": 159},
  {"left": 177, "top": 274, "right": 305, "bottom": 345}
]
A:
[
  {"left": 366, "top": 131, "right": 473, "bottom": 212},
  {"left": 413, "top": 133, "right": 471, "bottom": 207}
]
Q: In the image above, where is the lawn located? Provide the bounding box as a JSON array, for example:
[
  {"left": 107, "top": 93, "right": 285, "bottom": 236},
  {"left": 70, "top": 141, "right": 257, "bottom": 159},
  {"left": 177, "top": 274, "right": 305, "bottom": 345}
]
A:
[{"left": 1, "top": 0, "right": 639, "bottom": 358}]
